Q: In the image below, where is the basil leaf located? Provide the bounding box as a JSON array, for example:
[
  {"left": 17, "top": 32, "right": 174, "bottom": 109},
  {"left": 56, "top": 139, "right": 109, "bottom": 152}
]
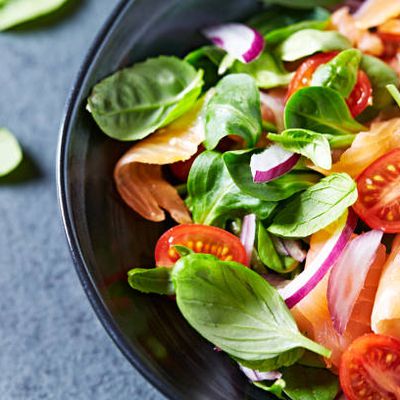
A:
[
  {"left": 128, "top": 267, "right": 174, "bottom": 295},
  {"left": 249, "top": 7, "right": 330, "bottom": 46},
  {"left": 258, "top": 223, "right": 298, "bottom": 274},
  {"left": 0, "top": 0, "right": 69, "bottom": 30},
  {"left": 87, "top": 56, "right": 204, "bottom": 141},
  {"left": 277, "top": 29, "right": 351, "bottom": 62},
  {"left": 387, "top": 84, "right": 400, "bottom": 108},
  {"left": 173, "top": 245, "right": 194, "bottom": 257},
  {"left": 0, "top": 128, "right": 22, "bottom": 177},
  {"left": 204, "top": 74, "right": 262, "bottom": 149},
  {"left": 311, "top": 49, "right": 362, "bottom": 98},
  {"left": 261, "top": 0, "right": 342, "bottom": 9},
  {"left": 285, "top": 87, "right": 365, "bottom": 136},
  {"left": 186, "top": 151, "right": 276, "bottom": 227},
  {"left": 268, "top": 173, "right": 357, "bottom": 238},
  {"left": 223, "top": 149, "right": 320, "bottom": 202},
  {"left": 173, "top": 253, "right": 331, "bottom": 369},
  {"left": 231, "top": 52, "right": 293, "bottom": 89},
  {"left": 185, "top": 46, "right": 226, "bottom": 90},
  {"left": 268, "top": 129, "right": 332, "bottom": 169},
  {"left": 254, "top": 379, "right": 286, "bottom": 399},
  {"left": 282, "top": 365, "right": 339, "bottom": 400},
  {"left": 361, "top": 54, "right": 400, "bottom": 110}
]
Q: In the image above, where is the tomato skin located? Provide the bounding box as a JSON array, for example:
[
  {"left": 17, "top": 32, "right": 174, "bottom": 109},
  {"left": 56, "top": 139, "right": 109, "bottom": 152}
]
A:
[
  {"left": 340, "top": 334, "right": 400, "bottom": 400},
  {"left": 154, "top": 224, "right": 247, "bottom": 267},
  {"left": 169, "top": 146, "right": 203, "bottom": 182},
  {"left": 346, "top": 70, "right": 372, "bottom": 117},
  {"left": 287, "top": 51, "right": 372, "bottom": 117},
  {"left": 353, "top": 148, "right": 400, "bottom": 233},
  {"left": 286, "top": 51, "right": 339, "bottom": 99}
]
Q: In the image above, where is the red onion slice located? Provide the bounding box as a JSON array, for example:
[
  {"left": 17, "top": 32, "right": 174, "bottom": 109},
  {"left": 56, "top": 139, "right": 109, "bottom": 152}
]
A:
[
  {"left": 327, "top": 230, "right": 383, "bottom": 334},
  {"left": 240, "top": 365, "right": 282, "bottom": 382},
  {"left": 202, "top": 23, "right": 265, "bottom": 64},
  {"left": 279, "top": 210, "right": 357, "bottom": 309},
  {"left": 250, "top": 145, "right": 300, "bottom": 183},
  {"left": 240, "top": 214, "right": 256, "bottom": 266},
  {"left": 273, "top": 237, "right": 307, "bottom": 263}
]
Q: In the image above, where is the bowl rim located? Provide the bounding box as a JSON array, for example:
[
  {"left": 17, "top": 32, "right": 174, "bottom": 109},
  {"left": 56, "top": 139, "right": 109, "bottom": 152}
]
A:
[{"left": 56, "top": 1, "right": 177, "bottom": 399}]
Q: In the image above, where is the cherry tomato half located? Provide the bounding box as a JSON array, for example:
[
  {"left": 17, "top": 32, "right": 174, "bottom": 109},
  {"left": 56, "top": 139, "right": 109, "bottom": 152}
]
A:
[
  {"left": 340, "top": 334, "right": 400, "bottom": 400},
  {"left": 287, "top": 51, "right": 372, "bottom": 117},
  {"left": 353, "top": 148, "right": 400, "bottom": 233},
  {"left": 154, "top": 224, "right": 247, "bottom": 267}
]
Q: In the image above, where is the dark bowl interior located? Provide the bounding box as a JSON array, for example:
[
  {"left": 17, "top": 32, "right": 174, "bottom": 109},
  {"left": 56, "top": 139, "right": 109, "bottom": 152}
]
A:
[{"left": 58, "top": 0, "right": 273, "bottom": 399}]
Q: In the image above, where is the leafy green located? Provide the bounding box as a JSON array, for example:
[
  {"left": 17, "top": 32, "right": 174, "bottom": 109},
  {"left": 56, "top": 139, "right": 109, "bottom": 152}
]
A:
[
  {"left": 185, "top": 46, "right": 225, "bottom": 90},
  {"left": 127, "top": 267, "right": 174, "bottom": 295},
  {"left": 268, "top": 129, "right": 332, "bottom": 169},
  {"left": 387, "top": 84, "right": 400, "bottom": 108},
  {"left": 254, "top": 379, "right": 286, "bottom": 399},
  {"left": 87, "top": 56, "right": 204, "bottom": 141},
  {"left": 186, "top": 151, "right": 276, "bottom": 227},
  {"left": 258, "top": 223, "right": 298, "bottom": 273},
  {"left": 0, "top": 128, "right": 22, "bottom": 177},
  {"left": 0, "top": 0, "right": 69, "bottom": 30},
  {"left": 204, "top": 74, "right": 262, "bottom": 149},
  {"left": 223, "top": 149, "right": 320, "bottom": 202},
  {"left": 268, "top": 173, "right": 357, "bottom": 238},
  {"left": 360, "top": 54, "right": 400, "bottom": 110},
  {"left": 282, "top": 365, "right": 339, "bottom": 400},
  {"left": 173, "top": 245, "right": 194, "bottom": 257},
  {"left": 248, "top": 6, "right": 330, "bottom": 46},
  {"left": 285, "top": 87, "right": 365, "bottom": 136},
  {"left": 173, "top": 253, "right": 331, "bottom": 370},
  {"left": 231, "top": 52, "right": 293, "bottom": 89},
  {"left": 261, "top": 0, "right": 342, "bottom": 9},
  {"left": 311, "top": 49, "right": 362, "bottom": 98},
  {"left": 277, "top": 29, "right": 351, "bottom": 62}
]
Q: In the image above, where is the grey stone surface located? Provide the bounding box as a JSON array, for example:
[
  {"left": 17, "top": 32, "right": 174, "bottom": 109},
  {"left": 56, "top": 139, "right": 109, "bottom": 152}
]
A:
[{"left": 0, "top": 1, "right": 166, "bottom": 399}]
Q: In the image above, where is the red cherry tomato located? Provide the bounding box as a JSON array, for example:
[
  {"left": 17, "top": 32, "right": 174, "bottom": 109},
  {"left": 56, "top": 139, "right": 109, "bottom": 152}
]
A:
[
  {"left": 154, "top": 224, "right": 247, "bottom": 267},
  {"left": 287, "top": 51, "right": 373, "bottom": 117},
  {"left": 340, "top": 334, "right": 400, "bottom": 400},
  {"left": 346, "top": 70, "right": 372, "bottom": 117},
  {"left": 286, "top": 51, "right": 339, "bottom": 99},
  {"left": 353, "top": 148, "right": 400, "bottom": 233}
]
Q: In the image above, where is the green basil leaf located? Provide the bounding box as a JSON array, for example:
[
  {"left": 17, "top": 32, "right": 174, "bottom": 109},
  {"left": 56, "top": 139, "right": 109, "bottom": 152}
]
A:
[
  {"left": 204, "top": 74, "right": 262, "bottom": 149},
  {"left": 173, "top": 253, "right": 331, "bottom": 368},
  {"left": 254, "top": 379, "right": 286, "bottom": 399},
  {"left": 87, "top": 56, "right": 204, "bottom": 141},
  {"left": 285, "top": 86, "right": 366, "bottom": 136},
  {"left": 361, "top": 54, "right": 400, "bottom": 110},
  {"left": 311, "top": 49, "right": 362, "bottom": 98},
  {"left": 268, "top": 129, "right": 332, "bottom": 169},
  {"left": 128, "top": 267, "right": 174, "bottom": 295},
  {"left": 0, "top": 128, "right": 22, "bottom": 177},
  {"left": 277, "top": 29, "right": 351, "bottom": 62},
  {"left": 258, "top": 223, "right": 298, "bottom": 273},
  {"left": 186, "top": 151, "right": 276, "bottom": 226},
  {"left": 268, "top": 173, "right": 357, "bottom": 238},
  {"left": 223, "top": 149, "right": 320, "bottom": 202},
  {"left": 173, "top": 245, "right": 194, "bottom": 257},
  {"left": 0, "top": 0, "right": 69, "bottom": 30},
  {"left": 387, "top": 84, "right": 400, "bottom": 108},
  {"left": 231, "top": 52, "right": 293, "bottom": 89},
  {"left": 261, "top": 0, "right": 342, "bottom": 9},
  {"left": 282, "top": 365, "right": 339, "bottom": 400},
  {"left": 185, "top": 46, "right": 226, "bottom": 90}
]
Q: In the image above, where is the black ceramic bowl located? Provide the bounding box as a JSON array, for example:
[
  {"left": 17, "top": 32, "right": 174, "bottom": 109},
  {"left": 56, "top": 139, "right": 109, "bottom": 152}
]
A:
[{"left": 58, "top": 0, "right": 272, "bottom": 399}]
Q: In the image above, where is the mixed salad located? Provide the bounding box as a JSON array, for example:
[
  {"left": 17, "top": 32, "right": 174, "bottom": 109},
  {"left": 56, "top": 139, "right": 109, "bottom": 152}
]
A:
[{"left": 87, "top": 0, "right": 400, "bottom": 398}]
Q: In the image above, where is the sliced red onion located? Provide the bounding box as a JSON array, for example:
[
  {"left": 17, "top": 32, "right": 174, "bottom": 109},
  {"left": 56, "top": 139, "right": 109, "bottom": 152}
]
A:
[
  {"left": 279, "top": 210, "right": 357, "bottom": 309},
  {"left": 262, "top": 273, "right": 291, "bottom": 290},
  {"left": 260, "top": 91, "right": 285, "bottom": 132},
  {"left": 250, "top": 145, "right": 300, "bottom": 183},
  {"left": 272, "top": 237, "right": 307, "bottom": 263},
  {"left": 240, "top": 365, "right": 282, "bottom": 382},
  {"left": 328, "top": 230, "right": 383, "bottom": 334},
  {"left": 240, "top": 214, "right": 256, "bottom": 266},
  {"left": 202, "top": 23, "right": 264, "bottom": 64}
]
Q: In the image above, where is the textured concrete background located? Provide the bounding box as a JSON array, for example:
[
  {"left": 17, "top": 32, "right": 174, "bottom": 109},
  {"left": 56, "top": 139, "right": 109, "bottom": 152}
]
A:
[{"left": 0, "top": 1, "right": 165, "bottom": 399}]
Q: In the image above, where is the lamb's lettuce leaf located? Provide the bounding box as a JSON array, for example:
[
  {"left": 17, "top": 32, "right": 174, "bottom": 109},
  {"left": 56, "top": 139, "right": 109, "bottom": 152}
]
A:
[{"left": 127, "top": 267, "right": 174, "bottom": 295}]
